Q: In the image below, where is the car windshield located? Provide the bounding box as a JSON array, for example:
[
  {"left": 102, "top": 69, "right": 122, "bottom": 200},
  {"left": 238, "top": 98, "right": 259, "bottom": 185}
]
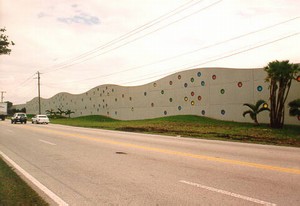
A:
[{"left": 18, "top": 114, "right": 26, "bottom": 117}]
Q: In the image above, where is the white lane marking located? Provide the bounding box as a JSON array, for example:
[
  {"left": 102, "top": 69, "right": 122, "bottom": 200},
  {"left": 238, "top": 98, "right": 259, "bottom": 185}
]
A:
[
  {"left": 179, "top": 180, "right": 276, "bottom": 206},
  {"left": 0, "top": 151, "right": 68, "bottom": 206},
  {"left": 39, "top": 139, "right": 56, "bottom": 146}
]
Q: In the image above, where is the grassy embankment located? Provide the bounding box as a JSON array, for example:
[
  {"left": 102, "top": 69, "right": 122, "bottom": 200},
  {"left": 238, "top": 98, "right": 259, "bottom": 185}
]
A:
[
  {"left": 0, "top": 158, "right": 48, "bottom": 206},
  {"left": 51, "top": 115, "right": 300, "bottom": 147}
]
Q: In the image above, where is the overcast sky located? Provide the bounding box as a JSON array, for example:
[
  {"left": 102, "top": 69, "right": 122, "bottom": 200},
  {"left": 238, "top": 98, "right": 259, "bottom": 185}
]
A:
[{"left": 1, "top": 0, "right": 299, "bottom": 104}]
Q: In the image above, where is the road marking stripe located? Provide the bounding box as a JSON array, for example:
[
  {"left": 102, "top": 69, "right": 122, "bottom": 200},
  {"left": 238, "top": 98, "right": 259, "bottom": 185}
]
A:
[
  {"left": 0, "top": 151, "right": 68, "bottom": 206},
  {"left": 179, "top": 180, "right": 276, "bottom": 206},
  {"left": 24, "top": 126, "right": 300, "bottom": 175},
  {"left": 39, "top": 139, "right": 56, "bottom": 146}
]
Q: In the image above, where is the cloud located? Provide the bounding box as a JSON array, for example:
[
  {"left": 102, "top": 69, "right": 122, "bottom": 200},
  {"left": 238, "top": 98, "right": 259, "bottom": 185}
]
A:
[
  {"left": 57, "top": 13, "right": 100, "bottom": 25},
  {"left": 37, "top": 3, "right": 100, "bottom": 26}
]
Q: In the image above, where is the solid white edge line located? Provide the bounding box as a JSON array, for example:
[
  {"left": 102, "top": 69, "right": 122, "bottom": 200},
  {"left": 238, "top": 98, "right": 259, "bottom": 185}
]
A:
[
  {"left": 39, "top": 139, "right": 56, "bottom": 146},
  {"left": 0, "top": 151, "right": 68, "bottom": 206},
  {"left": 179, "top": 180, "right": 276, "bottom": 206}
]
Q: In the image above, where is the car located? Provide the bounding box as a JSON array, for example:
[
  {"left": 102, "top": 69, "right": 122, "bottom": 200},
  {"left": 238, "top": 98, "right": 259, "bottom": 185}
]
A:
[
  {"left": 32, "top": 114, "right": 50, "bottom": 124},
  {"left": 11, "top": 113, "right": 27, "bottom": 124}
]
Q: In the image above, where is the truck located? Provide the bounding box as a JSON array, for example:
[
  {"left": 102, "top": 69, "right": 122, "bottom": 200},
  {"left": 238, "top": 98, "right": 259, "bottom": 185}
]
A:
[{"left": 0, "top": 102, "right": 8, "bottom": 120}]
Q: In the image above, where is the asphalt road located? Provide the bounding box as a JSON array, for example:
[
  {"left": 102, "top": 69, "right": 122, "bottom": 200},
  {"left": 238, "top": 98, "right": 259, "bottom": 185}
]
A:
[{"left": 0, "top": 120, "right": 299, "bottom": 206}]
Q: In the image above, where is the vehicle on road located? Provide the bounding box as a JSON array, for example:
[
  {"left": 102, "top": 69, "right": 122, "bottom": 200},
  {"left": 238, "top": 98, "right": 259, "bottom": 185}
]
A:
[
  {"left": 11, "top": 113, "right": 27, "bottom": 124},
  {"left": 0, "top": 102, "right": 7, "bottom": 120},
  {"left": 32, "top": 114, "right": 50, "bottom": 124}
]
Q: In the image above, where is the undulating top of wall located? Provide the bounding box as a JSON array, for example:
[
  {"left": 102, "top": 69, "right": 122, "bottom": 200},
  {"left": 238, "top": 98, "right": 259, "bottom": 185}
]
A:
[{"left": 17, "top": 67, "right": 300, "bottom": 125}]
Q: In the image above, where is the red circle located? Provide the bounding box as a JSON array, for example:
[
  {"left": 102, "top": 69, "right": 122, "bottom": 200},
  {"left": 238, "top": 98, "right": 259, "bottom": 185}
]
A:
[
  {"left": 212, "top": 75, "right": 216, "bottom": 80},
  {"left": 191, "top": 92, "right": 195, "bottom": 96},
  {"left": 297, "top": 76, "right": 300, "bottom": 82},
  {"left": 238, "top": 82, "right": 243, "bottom": 87},
  {"left": 198, "top": 96, "right": 202, "bottom": 101}
]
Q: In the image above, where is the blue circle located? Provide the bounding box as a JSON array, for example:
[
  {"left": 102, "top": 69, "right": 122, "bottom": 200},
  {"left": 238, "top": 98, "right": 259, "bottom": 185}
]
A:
[
  {"left": 201, "top": 110, "right": 205, "bottom": 115},
  {"left": 257, "top": 86, "right": 263, "bottom": 92},
  {"left": 178, "top": 106, "right": 182, "bottom": 111},
  {"left": 221, "top": 110, "right": 225, "bottom": 115},
  {"left": 197, "top": 72, "right": 202, "bottom": 77},
  {"left": 201, "top": 81, "right": 205, "bottom": 86}
]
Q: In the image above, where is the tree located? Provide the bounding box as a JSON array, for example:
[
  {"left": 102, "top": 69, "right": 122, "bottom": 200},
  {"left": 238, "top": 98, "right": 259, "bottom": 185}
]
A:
[
  {"left": 56, "top": 108, "right": 65, "bottom": 116},
  {"left": 0, "top": 28, "right": 15, "bottom": 55},
  {"left": 46, "top": 109, "right": 56, "bottom": 117},
  {"left": 243, "top": 100, "right": 270, "bottom": 125},
  {"left": 264, "top": 60, "right": 300, "bottom": 128},
  {"left": 65, "top": 109, "right": 75, "bottom": 118},
  {"left": 288, "top": 99, "right": 300, "bottom": 117}
]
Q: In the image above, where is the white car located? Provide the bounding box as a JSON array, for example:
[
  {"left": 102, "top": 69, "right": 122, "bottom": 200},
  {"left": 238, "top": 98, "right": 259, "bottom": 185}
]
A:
[{"left": 32, "top": 115, "right": 50, "bottom": 124}]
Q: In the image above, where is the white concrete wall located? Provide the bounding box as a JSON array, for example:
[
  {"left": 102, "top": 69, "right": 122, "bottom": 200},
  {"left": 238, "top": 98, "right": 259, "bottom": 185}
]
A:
[{"left": 16, "top": 67, "right": 300, "bottom": 125}]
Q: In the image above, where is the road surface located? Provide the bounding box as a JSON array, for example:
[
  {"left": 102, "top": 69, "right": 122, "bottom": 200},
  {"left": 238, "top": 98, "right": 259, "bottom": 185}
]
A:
[{"left": 0, "top": 120, "right": 299, "bottom": 205}]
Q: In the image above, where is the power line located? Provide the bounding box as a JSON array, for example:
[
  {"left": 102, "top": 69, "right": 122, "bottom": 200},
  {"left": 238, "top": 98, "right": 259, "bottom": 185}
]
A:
[
  {"left": 41, "top": 0, "right": 223, "bottom": 74},
  {"left": 41, "top": 0, "right": 204, "bottom": 70},
  {"left": 56, "top": 16, "right": 300, "bottom": 84}
]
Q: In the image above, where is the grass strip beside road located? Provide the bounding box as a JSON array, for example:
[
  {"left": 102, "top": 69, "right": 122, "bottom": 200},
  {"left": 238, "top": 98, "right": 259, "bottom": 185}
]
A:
[
  {"left": 51, "top": 115, "right": 300, "bottom": 147},
  {"left": 0, "top": 157, "right": 48, "bottom": 206}
]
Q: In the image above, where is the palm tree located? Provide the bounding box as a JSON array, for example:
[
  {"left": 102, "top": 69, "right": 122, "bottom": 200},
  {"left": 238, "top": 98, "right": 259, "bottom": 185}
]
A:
[
  {"left": 56, "top": 108, "right": 65, "bottom": 117},
  {"left": 288, "top": 99, "right": 300, "bottom": 116},
  {"left": 243, "top": 100, "right": 270, "bottom": 125},
  {"left": 65, "top": 109, "right": 75, "bottom": 118},
  {"left": 46, "top": 109, "right": 55, "bottom": 117}
]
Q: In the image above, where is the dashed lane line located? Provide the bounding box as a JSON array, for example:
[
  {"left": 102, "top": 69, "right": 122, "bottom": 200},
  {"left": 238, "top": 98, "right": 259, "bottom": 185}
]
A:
[{"left": 180, "top": 180, "right": 277, "bottom": 206}]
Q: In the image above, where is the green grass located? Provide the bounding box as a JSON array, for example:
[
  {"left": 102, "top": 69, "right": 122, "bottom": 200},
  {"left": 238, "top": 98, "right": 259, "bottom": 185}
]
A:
[
  {"left": 51, "top": 115, "right": 300, "bottom": 147},
  {"left": 0, "top": 158, "right": 48, "bottom": 206}
]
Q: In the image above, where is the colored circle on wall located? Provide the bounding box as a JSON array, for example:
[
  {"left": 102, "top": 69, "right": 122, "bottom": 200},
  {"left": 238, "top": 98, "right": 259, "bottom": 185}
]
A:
[
  {"left": 297, "top": 76, "right": 300, "bottom": 82},
  {"left": 212, "top": 75, "right": 216, "bottom": 80},
  {"left": 263, "top": 103, "right": 268, "bottom": 108},
  {"left": 115, "top": 111, "right": 117, "bottom": 115},
  {"left": 191, "top": 91, "right": 195, "bottom": 96},
  {"left": 131, "top": 107, "right": 134, "bottom": 111},
  {"left": 151, "top": 103, "right": 154, "bottom": 107},
  {"left": 161, "top": 90, "right": 164, "bottom": 94},
  {"left": 298, "top": 115, "right": 300, "bottom": 121},
  {"left": 201, "top": 110, "right": 205, "bottom": 115},
  {"left": 257, "top": 86, "right": 263, "bottom": 92},
  {"left": 153, "top": 83, "right": 157, "bottom": 87},
  {"left": 178, "top": 106, "right": 182, "bottom": 111},
  {"left": 184, "top": 97, "right": 188, "bottom": 101},
  {"left": 169, "top": 81, "right": 173, "bottom": 85},
  {"left": 164, "top": 111, "right": 167, "bottom": 115},
  {"left": 169, "top": 98, "right": 173, "bottom": 102},
  {"left": 122, "top": 94, "right": 124, "bottom": 98},
  {"left": 184, "top": 83, "right": 188, "bottom": 88},
  {"left": 221, "top": 109, "right": 225, "bottom": 115},
  {"left": 198, "top": 96, "right": 202, "bottom": 101},
  {"left": 115, "top": 98, "right": 117, "bottom": 102},
  {"left": 144, "top": 92, "right": 147, "bottom": 96},
  {"left": 220, "top": 89, "right": 225, "bottom": 94},
  {"left": 178, "top": 75, "right": 181, "bottom": 80},
  {"left": 191, "top": 78, "right": 194, "bottom": 83},
  {"left": 197, "top": 72, "right": 202, "bottom": 77},
  {"left": 201, "top": 81, "right": 205, "bottom": 86},
  {"left": 238, "top": 82, "right": 243, "bottom": 87},
  {"left": 191, "top": 101, "right": 195, "bottom": 106}
]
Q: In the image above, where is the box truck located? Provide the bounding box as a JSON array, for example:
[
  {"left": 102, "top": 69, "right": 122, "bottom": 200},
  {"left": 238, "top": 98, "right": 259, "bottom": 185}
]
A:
[{"left": 0, "top": 102, "right": 8, "bottom": 120}]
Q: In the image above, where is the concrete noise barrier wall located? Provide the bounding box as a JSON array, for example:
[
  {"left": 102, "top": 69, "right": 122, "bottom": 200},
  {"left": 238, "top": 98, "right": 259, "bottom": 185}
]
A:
[{"left": 17, "top": 67, "right": 300, "bottom": 125}]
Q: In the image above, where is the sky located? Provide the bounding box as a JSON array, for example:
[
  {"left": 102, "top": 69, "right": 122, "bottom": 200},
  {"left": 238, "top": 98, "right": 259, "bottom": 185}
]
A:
[{"left": 0, "top": 0, "right": 300, "bottom": 104}]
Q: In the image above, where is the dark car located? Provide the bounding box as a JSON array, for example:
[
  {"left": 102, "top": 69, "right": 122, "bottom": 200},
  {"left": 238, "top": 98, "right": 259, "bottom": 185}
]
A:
[{"left": 11, "top": 113, "right": 27, "bottom": 124}]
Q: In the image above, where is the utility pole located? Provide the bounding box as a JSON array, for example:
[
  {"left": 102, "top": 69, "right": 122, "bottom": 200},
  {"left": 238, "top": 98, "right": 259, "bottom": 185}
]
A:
[
  {"left": 0, "top": 91, "right": 6, "bottom": 102},
  {"left": 37, "top": 71, "right": 41, "bottom": 114}
]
